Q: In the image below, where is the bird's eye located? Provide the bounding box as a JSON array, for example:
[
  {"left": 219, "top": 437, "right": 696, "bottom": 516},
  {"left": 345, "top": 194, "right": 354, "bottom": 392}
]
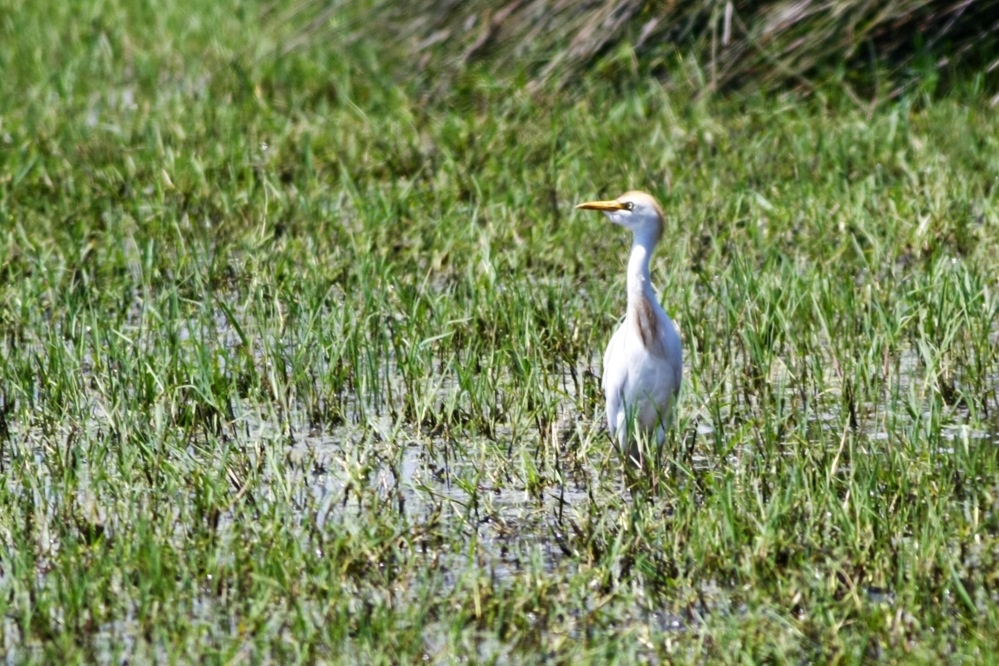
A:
[{"left": 623, "top": 202, "right": 635, "bottom": 211}]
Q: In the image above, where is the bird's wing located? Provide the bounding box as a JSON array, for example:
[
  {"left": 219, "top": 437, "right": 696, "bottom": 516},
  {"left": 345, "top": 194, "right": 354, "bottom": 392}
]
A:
[
  {"left": 601, "top": 325, "right": 629, "bottom": 435},
  {"left": 656, "top": 317, "right": 683, "bottom": 394}
]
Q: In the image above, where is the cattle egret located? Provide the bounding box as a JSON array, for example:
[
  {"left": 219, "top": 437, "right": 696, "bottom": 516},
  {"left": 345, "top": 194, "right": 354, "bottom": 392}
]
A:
[{"left": 576, "top": 191, "right": 682, "bottom": 466}]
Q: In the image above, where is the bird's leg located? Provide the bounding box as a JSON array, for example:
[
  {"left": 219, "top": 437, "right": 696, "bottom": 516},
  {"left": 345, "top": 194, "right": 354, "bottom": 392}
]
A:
[{"left": 653, "top": 424, "right": 667, "bottom": 469}]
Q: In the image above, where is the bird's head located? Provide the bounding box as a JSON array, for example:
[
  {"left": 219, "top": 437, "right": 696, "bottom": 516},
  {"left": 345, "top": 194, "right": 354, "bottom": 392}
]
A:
[{"left": 575, "top": 191, "right": 664, "bottom": 244}]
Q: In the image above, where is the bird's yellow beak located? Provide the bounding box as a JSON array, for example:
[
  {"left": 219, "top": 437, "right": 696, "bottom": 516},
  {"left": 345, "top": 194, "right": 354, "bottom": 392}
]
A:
[{"left": 576, "top": 199, "right": 626, "bottom": 212}]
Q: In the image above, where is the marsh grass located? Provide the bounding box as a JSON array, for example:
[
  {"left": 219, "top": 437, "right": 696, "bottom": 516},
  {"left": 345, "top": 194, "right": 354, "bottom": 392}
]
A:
[{"left": 2, "top": 0, "right": 999, "bottom": 663}]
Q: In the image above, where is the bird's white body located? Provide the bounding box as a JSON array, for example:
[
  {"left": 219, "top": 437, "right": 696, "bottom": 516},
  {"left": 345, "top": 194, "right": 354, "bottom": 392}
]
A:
[
  {"left": 601, "top": 284, "right": 682, "bottom": 453},
  {"left": 577, "top": 191, "right": 682, "bottom": 465}
]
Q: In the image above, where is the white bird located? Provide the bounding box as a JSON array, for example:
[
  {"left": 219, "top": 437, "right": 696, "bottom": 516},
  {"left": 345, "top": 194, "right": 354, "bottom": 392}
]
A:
[{"left": 576, "top": 191, "right": 682, "bottom": 466}]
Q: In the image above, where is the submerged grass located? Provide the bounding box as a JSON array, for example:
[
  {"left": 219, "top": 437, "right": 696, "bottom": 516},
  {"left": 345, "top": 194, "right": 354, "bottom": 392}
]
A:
[{"left": 2, "top": 0, "right": 999, "bottom": 663}]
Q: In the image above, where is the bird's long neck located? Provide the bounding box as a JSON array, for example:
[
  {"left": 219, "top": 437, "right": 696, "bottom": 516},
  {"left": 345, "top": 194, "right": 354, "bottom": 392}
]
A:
[
  {"left": 626, "top": 228, "right": 664, "bottom": 351},
  {"left": 626, "top": 230, "right": 658, "bottom": 306}
]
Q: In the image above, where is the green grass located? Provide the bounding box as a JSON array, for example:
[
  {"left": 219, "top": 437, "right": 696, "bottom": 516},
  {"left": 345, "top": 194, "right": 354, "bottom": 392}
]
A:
[{"left": 2, "top": 0, "right": 999, "bottom": 663}]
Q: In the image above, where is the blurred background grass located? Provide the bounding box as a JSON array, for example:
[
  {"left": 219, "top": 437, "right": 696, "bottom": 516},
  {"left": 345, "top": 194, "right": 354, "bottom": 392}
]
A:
[
  {"left": 277, "top": 0, "right": 999, "bottom": 100},
  {"left": 8, "top": 0, "right": 995, "bottom": 108}
]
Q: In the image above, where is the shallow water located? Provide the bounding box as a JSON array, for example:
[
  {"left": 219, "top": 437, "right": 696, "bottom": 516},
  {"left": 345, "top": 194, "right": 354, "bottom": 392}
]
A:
[{"left": 3, "top": 303, "right": 998, "bottom": 663}]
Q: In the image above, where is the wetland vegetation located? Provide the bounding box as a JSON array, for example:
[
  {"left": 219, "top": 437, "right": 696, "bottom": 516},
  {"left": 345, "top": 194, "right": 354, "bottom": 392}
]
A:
[{"left": 1, "top": 0, "right": 998, "bottom": 662}]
